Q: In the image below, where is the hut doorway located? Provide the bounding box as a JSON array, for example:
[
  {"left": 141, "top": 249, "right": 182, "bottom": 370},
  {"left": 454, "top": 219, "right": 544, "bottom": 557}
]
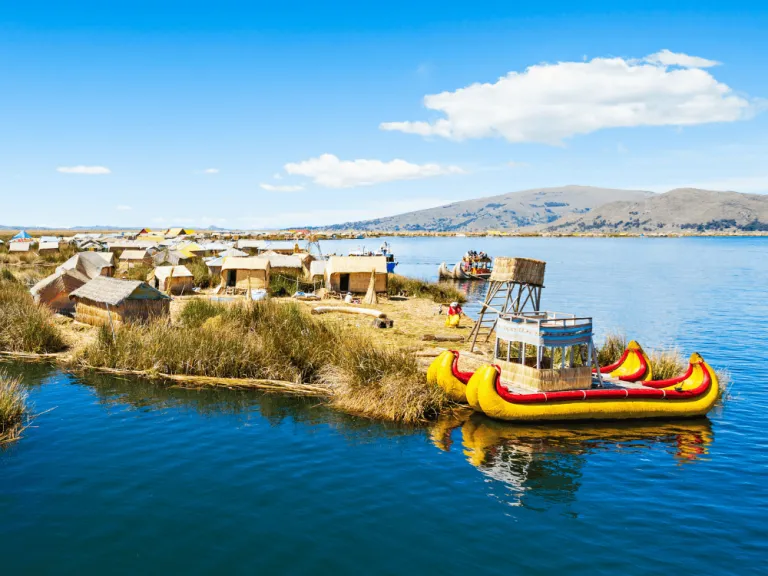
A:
[
  {"left": 226, "top": 270, "right": 237, "bottom": 287},
  {"left": 339, "top": 273, "right": 350, "bottom": 293}
]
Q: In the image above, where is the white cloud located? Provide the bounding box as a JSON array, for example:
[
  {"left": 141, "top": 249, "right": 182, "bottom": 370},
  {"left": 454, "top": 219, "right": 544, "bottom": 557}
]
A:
[
  {"left": 116, "top": 205, "right": 132, "bottom": 211},
  {"left": 644, "top": 49, "right": 720, "bottom": 68},
  {"left": 380, "top": 51, "right": 753, "bottom": 145},
  {"left": 273, "top": 173, "right": 283, "bottom": 180},
  {"left": 203, "top": 168, "right": 219, "bottom": 174},
  {"left": 57, "top": 165, "right": 111, "bottom": 175},
  {"left": 259, "top": 183, "right": 305, "bottom": 192},
  {"left": 283, "top": 153, "right": 465, "bottom": 189}
]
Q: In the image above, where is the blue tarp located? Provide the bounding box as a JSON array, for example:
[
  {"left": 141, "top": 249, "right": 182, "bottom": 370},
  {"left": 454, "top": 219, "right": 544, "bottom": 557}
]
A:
[{"left": 11, "top": 230, "right": 31, "bottom": 241}]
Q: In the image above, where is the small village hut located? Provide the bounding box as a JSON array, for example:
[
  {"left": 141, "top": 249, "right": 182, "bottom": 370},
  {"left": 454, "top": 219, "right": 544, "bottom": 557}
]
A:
[
  {"left": 69, "top": 277, "right": 170, "bottom": 327},
  {"left": 324, "top": 255, "right": 388, "bottom": 294},
  {"left": 150, "top": 265, "right": 195, "bottom": 294},
  {"left": 57, "top": 252, "right": 115, "bottom": 278},
  {"left": 119, "top": 249, "right": 153, "bottom": 268},
  {"left": 220, "top": 257, "right": 270, "bottom": 291},
  {"left": 30, "top": 268, "right": 89, "bottom": 314}
]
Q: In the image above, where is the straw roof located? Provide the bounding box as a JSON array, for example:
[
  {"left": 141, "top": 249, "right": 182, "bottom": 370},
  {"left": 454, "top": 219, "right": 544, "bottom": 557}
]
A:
[
  {"left": 120, "top": 249, "right": 149, "bottom": 261},
  {"left": 31, "top": 269, "right": 89, "bottom": 304},
  {"left": 236, "top": 239, "right": 267, "bottom": 250},
  {"left": 153, "top": 265, "right": 193, "bottom": 282},
  {"left": 70, "top": 277, "right": 169, "bottom": 306},
  {"left": 325, "top": 255, "right": 388, "bottom": 275},
  {"left": 261, "top": 251, "right": 303, "bottom": 269},
  {"left": 57, "top": 252, "right": 114, "bottom": 279},
  {"left": 221, "top": 256, "right": 269, "bottom": 271},
  {"left": 165, "top": 227, "right": 193, "bottom": 238},
  {"left": 218, "top": 247, "right": 248, "bottom": 258}
]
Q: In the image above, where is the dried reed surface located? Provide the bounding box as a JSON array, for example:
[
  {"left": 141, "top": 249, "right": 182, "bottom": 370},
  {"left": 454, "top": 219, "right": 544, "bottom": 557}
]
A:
[
  {"left": 388, "top": 274, "right": 467, "bottom": 304},
  {"left": 0, "top": 271, "right": 67, "bottom": 354},
  {"left": 0, "top": 370, "right": 27, "bottom": 445},
  {"left": 76, "top": 298, "right": 448, "bottom": 423}
]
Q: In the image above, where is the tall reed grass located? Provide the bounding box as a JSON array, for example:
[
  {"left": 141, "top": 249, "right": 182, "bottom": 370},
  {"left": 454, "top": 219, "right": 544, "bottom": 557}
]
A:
[
  {"left": 0, "top": 273, "right": 67, "bottom": 354},
  {"left": 0, "top": 370, "right": 27, "bottom": 444},
  {"left": 78, "top": 298, "right": 446, "bottom": 422},
  {"left": 388, "top": 274, "right": 467, "bottom": 303}
]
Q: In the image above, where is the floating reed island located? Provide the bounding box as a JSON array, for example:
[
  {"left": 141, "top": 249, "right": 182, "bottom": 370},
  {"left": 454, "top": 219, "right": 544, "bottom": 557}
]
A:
[{"left": 0, "top": 244, "right": 730, "bottom": 426}]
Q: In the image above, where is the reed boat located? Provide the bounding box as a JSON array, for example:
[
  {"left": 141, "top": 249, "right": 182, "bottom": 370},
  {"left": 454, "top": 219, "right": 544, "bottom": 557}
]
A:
[
  {"left": 426, "top": 349, "right": 474, "bottom": 403},
  {"left": 427, "top": 312, "right": 720, "bottom": 422},
  {"left": 465, "top": 353, "right": 719, "bottom": 422},
  {"left": 438, "top": 251, "right": 493, "bottom": 280},
  {"left": 428, "top": 342, "right": 655, "bottom": 406}
]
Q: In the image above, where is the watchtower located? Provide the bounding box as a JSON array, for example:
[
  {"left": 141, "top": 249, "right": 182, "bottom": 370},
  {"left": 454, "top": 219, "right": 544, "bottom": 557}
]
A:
[{"left": 468, "top": 257, "right": 546, "bottom": 352}]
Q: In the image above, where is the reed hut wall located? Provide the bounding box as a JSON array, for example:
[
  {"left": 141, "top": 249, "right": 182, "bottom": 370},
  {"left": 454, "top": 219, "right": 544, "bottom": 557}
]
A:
[
  {"left": 220, "top": 268, "right": 269, "bottom": 290},
  {"left": 73, "top": 297, "right": 169, "bottom": 327},
  {"left": 163, "top": 275, "right": 195, "bottom": 295},
  {"left": 327, "top": 272, "right": 387, "bottom": 294}
]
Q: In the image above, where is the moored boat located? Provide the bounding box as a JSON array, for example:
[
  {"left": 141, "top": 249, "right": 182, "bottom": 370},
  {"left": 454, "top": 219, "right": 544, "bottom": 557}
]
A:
[
  {"left": 438, "top": 250, "right": 493, "bottom": 280},
  {"left": 466, "top": 352, "right": 719, "bottom": 422},
  {"left": 428, "top": 311, "right": 721, "bottom": 422}
]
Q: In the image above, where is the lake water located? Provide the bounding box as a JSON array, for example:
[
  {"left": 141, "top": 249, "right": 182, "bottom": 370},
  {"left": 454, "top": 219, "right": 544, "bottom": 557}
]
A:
[{"left": 2, "top": 237, "right": 767, "bottom": 574}]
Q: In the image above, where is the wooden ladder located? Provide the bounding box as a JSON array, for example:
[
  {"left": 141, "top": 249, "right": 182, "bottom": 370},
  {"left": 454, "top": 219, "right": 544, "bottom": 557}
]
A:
[{"left": 469, "top": 282, "right": 510, "bottom": 351}]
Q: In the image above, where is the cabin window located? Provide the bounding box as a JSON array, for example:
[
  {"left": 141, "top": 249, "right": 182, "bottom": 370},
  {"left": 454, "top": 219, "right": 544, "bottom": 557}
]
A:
[{"left": 339, "top": 274, "right": 350, "bottom": 292}]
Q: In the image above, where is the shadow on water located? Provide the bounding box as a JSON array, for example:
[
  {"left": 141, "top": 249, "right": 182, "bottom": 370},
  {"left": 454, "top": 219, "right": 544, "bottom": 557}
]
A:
[
  {"left": 64, "top": 367, "right": 424, "bottom": 441},
  {"left": 429, "top": 410, "right": 713, "bottom": 508}
]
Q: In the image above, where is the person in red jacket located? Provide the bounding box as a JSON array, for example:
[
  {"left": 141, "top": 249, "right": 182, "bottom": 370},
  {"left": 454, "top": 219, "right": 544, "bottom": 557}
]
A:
[{"left": 445, "top": 301, "right": 463, "bottom": 327}]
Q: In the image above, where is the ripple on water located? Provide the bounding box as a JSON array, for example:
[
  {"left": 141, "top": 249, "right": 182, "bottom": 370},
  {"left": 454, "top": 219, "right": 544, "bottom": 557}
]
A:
[{"left": 2, "top": 237, "right": 768, "bottom": 575}]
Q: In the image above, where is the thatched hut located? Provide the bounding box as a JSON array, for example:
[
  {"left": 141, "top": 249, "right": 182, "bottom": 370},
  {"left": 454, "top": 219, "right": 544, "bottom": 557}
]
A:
[
  {"left": 220, "top": 257, "right": 270, "bottom": 291},
  {"left": 69, "top": 277, "right": 170, "bottom": 327},
  {"left": 152, "top": 248, "right": 190, "bottom": 266},
  {"left": 261, "top": 251, "right": 304, "bottom": 279},
  {"left": 150, "top": 265, "right": 195, "bottom": 294},
  {"left": 164, "top": 227, "right": 194, "bottom": 238},
  {"left": 9, "top": 242, "right": 31, "bottom": 253},
  {"left": 324, "top": 255, "right": 388, "bottom": 294},
  {"left": 37, "top": 241, "right": 61, "bottom": 255},
  {"left": 57, "top": 252, "right": 115, "bottom": 278},
  {"left": 119, "top": 249, "right": 152, "bottom": 268},
  {"left": 235, "top": 239, "right": 266, "bottom": 255},
  {"left": 30, "top": 269, "right": 89, "bottom": 314},
  {"left": 308, "top": 260, "right": 326, "bottom": 283}
]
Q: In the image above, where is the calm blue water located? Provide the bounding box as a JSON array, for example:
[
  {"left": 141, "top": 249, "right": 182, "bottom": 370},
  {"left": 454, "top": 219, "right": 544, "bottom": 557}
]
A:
[{"left": 2, "top": 237, "right": 766, "bottom": 574}]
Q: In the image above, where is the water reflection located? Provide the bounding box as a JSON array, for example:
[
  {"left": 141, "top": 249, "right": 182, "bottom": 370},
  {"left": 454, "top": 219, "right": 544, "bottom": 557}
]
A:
[{"left": 430, "top": 411, "right": 713, "bottom": 507}]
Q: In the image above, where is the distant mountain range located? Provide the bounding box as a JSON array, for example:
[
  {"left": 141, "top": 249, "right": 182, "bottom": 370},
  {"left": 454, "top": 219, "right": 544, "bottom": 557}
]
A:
[
  {"left": 322, "top": 185, "right": 768, "bottom": 233},
  {"left": 545, "top": 188, "right": 768, "bottom": 233}
]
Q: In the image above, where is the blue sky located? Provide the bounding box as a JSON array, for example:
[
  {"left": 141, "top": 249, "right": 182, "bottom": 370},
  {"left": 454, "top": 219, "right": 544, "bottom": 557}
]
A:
[{"left": 2, "top": 1, "right": 768, "bottom": 228}]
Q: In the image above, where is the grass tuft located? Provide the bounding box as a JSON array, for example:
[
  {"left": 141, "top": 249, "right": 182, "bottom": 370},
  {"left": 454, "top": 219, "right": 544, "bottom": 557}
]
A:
[
  {"left": 387, "top": 274, "right": 466, "bottom": 304},
  {"left": 0, "top": 370, "right": 27, "bottom": 444},
  {"left": 597, "top": 332, "right": 627, "bottom": 366},
  {"left": 77, "top": 298, "right": 442, "bottom": 422},
  {"left": 0, "top": 277, "right": 67, "bottom": 353}
]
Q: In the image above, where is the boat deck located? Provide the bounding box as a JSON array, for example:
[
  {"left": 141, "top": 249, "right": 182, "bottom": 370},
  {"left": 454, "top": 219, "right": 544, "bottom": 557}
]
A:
[{"left": 499, "top": 374, "right": 647, "bottom": 395}]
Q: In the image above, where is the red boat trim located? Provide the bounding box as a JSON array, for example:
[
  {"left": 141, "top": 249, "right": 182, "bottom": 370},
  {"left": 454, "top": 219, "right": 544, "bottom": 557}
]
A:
[
  {"left": 598, "top": 349, "right": 629, "bottom": 373},
  {"left": 616, "top": 351, "right": 649, "bottom": 382},
  {"left": 642, "top": 363, "right": 694, "bottom": 389},
  {"left": 493, "top": 365, "right": 711, "bottom": 404},
  {"left": 449, "top": 350, "right": 474, "bottom": 384}
]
